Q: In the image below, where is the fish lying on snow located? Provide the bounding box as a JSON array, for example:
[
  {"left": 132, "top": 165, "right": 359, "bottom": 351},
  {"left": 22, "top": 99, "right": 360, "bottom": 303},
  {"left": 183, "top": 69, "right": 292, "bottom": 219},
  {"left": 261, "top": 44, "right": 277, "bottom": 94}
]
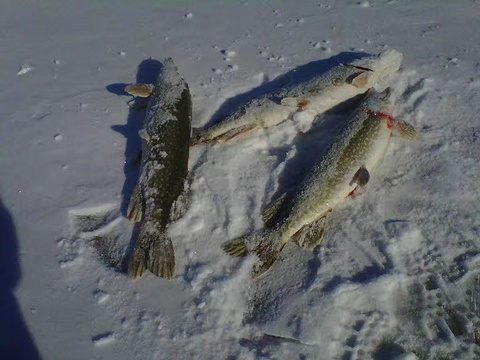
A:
[
  {"left": 126, "top": 58, "right": 192, "bottom": 279},
  {"left": 222, "top": 89, "right": 416, "bottom": 278},
  {"left": 191, "top": 49, "right": 403, "bottom": 146}
]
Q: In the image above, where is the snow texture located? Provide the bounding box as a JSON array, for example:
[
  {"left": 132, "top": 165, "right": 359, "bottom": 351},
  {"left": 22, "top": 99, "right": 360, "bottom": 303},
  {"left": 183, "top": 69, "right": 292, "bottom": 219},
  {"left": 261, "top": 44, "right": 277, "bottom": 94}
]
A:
[{"left": 1, "top": 1, "right": 480, "bottom": 360}]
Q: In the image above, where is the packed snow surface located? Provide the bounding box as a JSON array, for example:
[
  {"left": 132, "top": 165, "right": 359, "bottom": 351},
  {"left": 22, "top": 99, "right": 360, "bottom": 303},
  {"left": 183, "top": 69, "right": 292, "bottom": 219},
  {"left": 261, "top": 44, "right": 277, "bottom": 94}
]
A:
[{"left": 1, "top": 1, "right": 479, "bottom": 359}]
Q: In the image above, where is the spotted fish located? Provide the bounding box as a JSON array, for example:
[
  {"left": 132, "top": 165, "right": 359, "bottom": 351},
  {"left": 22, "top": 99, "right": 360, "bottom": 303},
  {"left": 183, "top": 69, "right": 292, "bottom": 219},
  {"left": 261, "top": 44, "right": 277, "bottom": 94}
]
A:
[
  {"left": 126, "top": 58, "right": 192, "bottom": 279},
  {"left": 191, "top": 49, "right": 403, "bottom": 145},
  {"left": 222, "top": 88, "right": 416, "bottom": 277}
]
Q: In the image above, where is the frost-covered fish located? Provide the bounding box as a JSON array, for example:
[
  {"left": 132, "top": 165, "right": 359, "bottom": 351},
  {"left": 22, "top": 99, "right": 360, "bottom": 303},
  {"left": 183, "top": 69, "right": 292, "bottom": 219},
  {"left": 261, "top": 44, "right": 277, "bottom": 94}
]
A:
[
  {"left": 191, "top": 49, "right": 403, "bottom": 145},
  {"left": 126, "top": 58, "right": 191, "bottom": 279},
  {"left": 222, "top": 89, "right": 416, "bottom": 277}
]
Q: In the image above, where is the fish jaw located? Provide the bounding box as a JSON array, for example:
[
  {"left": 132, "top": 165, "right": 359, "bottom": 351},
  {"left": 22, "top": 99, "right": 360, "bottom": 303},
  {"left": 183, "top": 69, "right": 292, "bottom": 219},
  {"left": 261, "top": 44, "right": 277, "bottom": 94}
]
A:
[
  {"left": 289, "top": 49, "right": 402, "bottom": 128},
  {"left": 130, "top": 58, "right": 192, "bottom": 280},
  {"left": 192, "top": 50, "right": 403, "bottom": 145},
  {"left": 363, "top": 49, "right": 403, "bottom": 89}
]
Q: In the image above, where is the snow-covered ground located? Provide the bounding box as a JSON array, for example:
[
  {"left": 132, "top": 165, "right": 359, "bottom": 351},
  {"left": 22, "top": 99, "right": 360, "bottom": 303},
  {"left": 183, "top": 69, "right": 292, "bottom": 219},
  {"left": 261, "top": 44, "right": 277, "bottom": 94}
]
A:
[{"left": 1, "top": 1, "right": 480, "bottom": 359}]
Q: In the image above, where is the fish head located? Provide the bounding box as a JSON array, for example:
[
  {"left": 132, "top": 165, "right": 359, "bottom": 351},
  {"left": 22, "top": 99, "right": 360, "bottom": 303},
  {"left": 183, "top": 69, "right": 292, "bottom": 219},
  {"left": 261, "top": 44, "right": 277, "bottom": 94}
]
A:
[
  {"left": 357, "top": 49, "right": 403, "bottom": 90},
  {"left": 365, "top": 88, "right": 393, "bottom": 116}
]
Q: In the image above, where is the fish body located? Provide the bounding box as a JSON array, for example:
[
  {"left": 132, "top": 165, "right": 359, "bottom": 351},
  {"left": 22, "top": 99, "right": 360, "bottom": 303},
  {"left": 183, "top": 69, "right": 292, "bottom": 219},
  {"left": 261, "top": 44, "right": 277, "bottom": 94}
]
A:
[
  {"left": 192, "top": 49, "right": 403, "bottom": 145},
  {"left": 278, "top": 91, "right": 393, "bottom": 244},
  {"left": 222, "top": 89, "right": 414, "bottom": 277},
  {"left": 127, "top": 58, "right": 192, "bottom": 279}
]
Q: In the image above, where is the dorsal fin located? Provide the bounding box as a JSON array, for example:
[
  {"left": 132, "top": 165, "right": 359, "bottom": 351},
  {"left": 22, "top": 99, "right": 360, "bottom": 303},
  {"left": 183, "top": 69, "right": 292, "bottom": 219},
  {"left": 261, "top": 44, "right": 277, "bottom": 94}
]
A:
[{"left": 262, "top": 191, "right": 292, "bottom": 227}]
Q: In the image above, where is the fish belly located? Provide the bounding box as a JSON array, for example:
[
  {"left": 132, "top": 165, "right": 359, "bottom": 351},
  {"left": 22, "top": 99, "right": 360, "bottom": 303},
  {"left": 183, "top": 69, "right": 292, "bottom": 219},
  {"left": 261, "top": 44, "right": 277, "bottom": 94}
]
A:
[{"left": 281, "top": 119, "right": 391, "bottom": 243}]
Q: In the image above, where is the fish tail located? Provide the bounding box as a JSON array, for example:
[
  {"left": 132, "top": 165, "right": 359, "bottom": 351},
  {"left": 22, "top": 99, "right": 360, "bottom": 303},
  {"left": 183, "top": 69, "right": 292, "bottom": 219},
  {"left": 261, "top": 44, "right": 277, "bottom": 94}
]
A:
[
  {"left": 221, "top": 229, "right": 266, "bottom": 257},
  {"left": 222, "top": 236, "right": 249, "bottom": 257},
  {"left": 222, "top": 229, "right": 284, "bottom": 278},
  {"left": 128, "top": 223, "right": 175, "bottom": 279},
  {"left": 148, "top": 232, "right": 175, "bottom": 279},
  {"left": 190, "top": 127, "right": 205, "bottom": 146},
  {"left": 128, "top": 245, "right": 148, "bottom": 279}
]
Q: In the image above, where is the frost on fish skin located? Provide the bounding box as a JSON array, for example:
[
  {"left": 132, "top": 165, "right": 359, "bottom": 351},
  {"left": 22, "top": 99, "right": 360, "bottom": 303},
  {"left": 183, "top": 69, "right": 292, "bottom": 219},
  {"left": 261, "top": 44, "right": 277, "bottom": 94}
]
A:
[
  {"left": 127, "top": 58, "right": 192, "bottom": 279},
  {"left": 192, "top": 49, "right": 403, "bottom": 145},
  {"left": 223, "top": 89, "right": 408, "bottom": 277}
]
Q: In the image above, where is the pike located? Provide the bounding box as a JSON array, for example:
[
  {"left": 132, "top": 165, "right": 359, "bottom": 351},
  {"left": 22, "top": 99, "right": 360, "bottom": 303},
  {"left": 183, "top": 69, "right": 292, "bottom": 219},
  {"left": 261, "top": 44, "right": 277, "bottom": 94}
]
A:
[
  {"left": 191, "top": 49, "right": 403, "bottom": 146},
  {"left": 222, "top": 89, "right": 416, "bottom": 278},
  {"left": 125, "top": 58, "right": 192, "bottom": 279}
]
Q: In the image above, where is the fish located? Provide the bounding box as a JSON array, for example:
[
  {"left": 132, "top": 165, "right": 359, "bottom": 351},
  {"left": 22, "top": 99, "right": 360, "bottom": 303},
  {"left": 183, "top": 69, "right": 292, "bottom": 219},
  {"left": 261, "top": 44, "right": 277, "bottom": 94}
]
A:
[
  {"left": 126, "top": 58, "right": 192, "bottom": 279},
  {"left": 221, "top": 88, "right": 416, "bottom": 278},
  {"left": 191, "top": 49, "right": 403, "bottom": 145}
]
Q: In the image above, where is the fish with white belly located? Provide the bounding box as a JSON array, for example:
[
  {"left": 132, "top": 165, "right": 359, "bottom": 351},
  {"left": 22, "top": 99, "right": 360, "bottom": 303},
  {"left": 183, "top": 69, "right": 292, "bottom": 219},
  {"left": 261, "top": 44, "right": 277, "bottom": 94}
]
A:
[
  {"left": 222, "top": 88, "right": 416, "bottom": 277},
  {"left": 191, "top": 49, "right": 403, "bottom": 145},
  {"left": 126, "top": 58, "right": 192, "bottom": 279}
]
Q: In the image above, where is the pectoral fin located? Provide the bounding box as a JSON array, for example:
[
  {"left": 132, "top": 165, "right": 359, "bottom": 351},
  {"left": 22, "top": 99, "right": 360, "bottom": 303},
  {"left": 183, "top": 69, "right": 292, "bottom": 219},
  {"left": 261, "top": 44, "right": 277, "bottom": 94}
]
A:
[
  {"left": 350, "top": 166, "right": 370, "bottom": 187},
  {"left": 393, "top": 119, "right": 417, "bottom": 139}
]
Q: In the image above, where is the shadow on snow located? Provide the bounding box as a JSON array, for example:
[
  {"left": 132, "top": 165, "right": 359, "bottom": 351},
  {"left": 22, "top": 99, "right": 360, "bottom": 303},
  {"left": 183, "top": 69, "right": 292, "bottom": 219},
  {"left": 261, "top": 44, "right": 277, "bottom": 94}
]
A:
[{"left": 0, "top": 198, "right": 42, "bottom": 359}]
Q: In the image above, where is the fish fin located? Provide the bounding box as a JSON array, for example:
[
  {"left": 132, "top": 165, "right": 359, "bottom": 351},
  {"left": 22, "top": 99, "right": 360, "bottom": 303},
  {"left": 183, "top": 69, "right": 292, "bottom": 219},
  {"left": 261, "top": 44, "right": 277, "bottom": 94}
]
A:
[
  {"left": 296, "top": 99, "right": 310, "bottom": 110},
  {"left": 124, "top": 83, "right": 154, "bottom": 98},
  {"left": 349, "top": 71, "right": 372, "bottom": 88},
  {"left": 393, "top": 119, "right": 417, "bottom": 140},
  {"left": 138, "top": 128, "right": 150, "bottom": 142},
  {"left": 170, "top": 185, "right": 192, "bottom": 222},
  {"left": 350, "top": 166, "right": 370, "bottom": 187},
  {"left": 262, "top": 191, "right": 291, "bottom": 227},
  {"left": 216, "top": 123, "right": 258, "bottom": 143},
  {"left": 222, "top": 237, "right": 248, "bottom": 257},
  {"left": 148, "top": 234, "right": 175, "bottom": 279},
  {"left": 190, "top": 127, "right": 203, "bottom": 146},
  {"left": 293, "top": 213, "right": 328, "bottom": 249},
  {"left": 126, "top": 183, "right": 144, "bottom": 223},
  {"left": 251, "top": 239, "right": 284, "bottom": 279},
  {"left": 128, "top": 246, "right": 148, "bottom": 279},
  {"left": 280, "top": 97, "right": 298, "bottom": 107},
  {"left": 281, "top": 97, "right": 309, "bottom": 110}
]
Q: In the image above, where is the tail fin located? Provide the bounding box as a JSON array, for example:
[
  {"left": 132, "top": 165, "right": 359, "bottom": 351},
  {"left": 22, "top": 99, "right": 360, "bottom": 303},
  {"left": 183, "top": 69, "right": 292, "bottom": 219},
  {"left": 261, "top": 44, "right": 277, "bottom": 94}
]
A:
[
  {"left": 128, "top": 246, "right": 148, "bottom": 279},
  {"left": 128, "top": 223, "right": 175, "bottom": 279},
  {"left": 222, "top": 229, "right": 284, "bottom": 278},
  {"left": 148, "top": 234, "right": 175, "bottom": 279},
  {"left": 222, "top": 237, "right": 248, "bottom": 257},
  {"left": 190, "top": 127, "right": 204, "bottom": 146}
]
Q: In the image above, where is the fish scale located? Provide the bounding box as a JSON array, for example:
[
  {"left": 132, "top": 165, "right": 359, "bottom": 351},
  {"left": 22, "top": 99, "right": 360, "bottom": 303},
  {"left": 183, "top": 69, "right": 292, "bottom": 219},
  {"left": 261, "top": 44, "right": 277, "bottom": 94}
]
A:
[
  {"left": 222, "top": 89, "right": 416, "bottom": 278},
  {"left": 192, "top": 49, "right": 403, "bottom": 145},
  {"left": 282, "top": 99, "right": 390, "bottom": 243},
  {"left": 126, "top": 58, "right": 192, "bottom": 279}
]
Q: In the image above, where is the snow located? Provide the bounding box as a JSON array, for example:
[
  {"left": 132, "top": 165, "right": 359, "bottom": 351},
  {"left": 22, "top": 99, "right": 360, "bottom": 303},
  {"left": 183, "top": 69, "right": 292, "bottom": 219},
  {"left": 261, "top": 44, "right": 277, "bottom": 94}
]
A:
[{"left": 1, "top": 1, "right": 480, "bottom": 359}]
